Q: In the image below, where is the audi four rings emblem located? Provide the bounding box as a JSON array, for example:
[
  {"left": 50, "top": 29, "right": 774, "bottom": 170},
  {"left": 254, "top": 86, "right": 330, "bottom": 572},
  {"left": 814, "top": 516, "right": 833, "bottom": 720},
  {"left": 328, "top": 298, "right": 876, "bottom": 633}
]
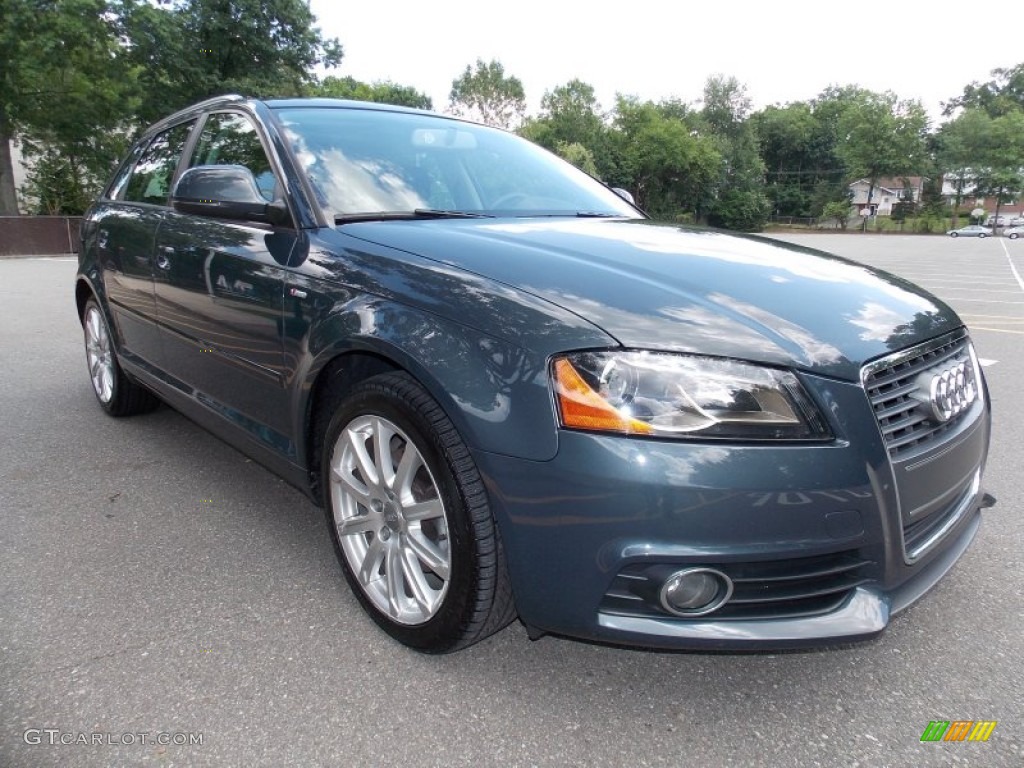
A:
[{"left": 915, "top": 358, "right": 977, "bottom": 423}]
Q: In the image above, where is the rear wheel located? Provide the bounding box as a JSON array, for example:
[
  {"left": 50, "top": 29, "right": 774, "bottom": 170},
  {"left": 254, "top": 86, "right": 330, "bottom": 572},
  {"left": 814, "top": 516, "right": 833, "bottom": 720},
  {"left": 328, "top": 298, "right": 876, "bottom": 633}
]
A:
[
  {"left": 321, "top": 372, "right": 515, "bottom": 652},
  {"left": 979, "top": 232, "right": 988, "bottom": 238},
  {"left": 1009, "top": 233, "right": 1018, "bottom": 239},
  {"left": 82, "top": 298, "right": 160, "bottom": 417}
]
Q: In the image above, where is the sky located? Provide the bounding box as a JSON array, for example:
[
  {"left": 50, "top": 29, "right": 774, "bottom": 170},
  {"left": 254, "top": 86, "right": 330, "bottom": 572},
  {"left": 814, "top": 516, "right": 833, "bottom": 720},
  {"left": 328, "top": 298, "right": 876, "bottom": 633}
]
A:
[{"left": 308, "top": 0, "right": 1021, "bottom": 126}]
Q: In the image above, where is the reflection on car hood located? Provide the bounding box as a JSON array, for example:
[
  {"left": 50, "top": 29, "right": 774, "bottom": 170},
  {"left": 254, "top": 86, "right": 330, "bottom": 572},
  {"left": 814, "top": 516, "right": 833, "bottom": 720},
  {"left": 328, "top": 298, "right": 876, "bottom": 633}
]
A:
[{"left": 341, "top": 218, "right": 961, "bottom": 380}]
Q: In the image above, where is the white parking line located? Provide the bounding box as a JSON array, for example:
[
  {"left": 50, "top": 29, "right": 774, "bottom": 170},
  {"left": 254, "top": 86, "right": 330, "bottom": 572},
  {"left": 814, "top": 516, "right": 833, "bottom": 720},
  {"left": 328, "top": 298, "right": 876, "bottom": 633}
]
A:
[
  {"left": 998, "top": 239, "right": 1024, "bottom": 293},
  {"left": 971, "top": 327, "right": 1024, "bottom": 335},
  {"left": 916, "top": 286, "right": 1024, "bottom": 294},
  {"left": 960, "top": 313, "right": 1024, "bottom": 320},
  {"left": 979, "top": 358, "right": 999, "bottom": 366},
  {"left": 945, "top": 298, "right": 1024, "bottom": 305}
]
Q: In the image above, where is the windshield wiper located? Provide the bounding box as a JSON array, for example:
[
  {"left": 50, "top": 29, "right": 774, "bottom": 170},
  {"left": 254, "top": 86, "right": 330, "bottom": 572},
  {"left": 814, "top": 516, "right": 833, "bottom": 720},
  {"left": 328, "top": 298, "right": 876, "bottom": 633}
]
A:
[
  {"left": 335, "top": 209, "right": 493, "bottom": 224},
  {"left": 514, "top": 211, "right": 625, "bottom": 219}
]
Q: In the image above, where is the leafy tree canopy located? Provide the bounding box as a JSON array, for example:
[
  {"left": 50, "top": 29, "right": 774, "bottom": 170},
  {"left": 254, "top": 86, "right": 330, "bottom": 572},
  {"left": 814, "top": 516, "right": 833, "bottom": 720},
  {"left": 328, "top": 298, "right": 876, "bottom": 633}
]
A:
[
  {"left": 835, "top": 90, "right": 928, "bottom": 192},
  {"left": 120, "top": 0, "right": 343, "bottom": 125},
  {"left": 1, "top": 0, "right": 141, "bottom": 213},
  {"left": 944, "top": 63, "right": 1024, "bottom": 118},
  {"left": 313, "top": 76, "right": 432, "bottom": 110},
  {"left": 448, "top": 58, "right": 526, "bottom": 130}
]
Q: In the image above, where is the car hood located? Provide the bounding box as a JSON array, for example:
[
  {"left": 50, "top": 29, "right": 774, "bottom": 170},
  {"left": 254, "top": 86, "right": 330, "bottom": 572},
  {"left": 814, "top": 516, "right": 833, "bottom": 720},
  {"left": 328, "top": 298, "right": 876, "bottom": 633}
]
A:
[{"left": 340, "top": 218, "right": 961, "bottom": 380}]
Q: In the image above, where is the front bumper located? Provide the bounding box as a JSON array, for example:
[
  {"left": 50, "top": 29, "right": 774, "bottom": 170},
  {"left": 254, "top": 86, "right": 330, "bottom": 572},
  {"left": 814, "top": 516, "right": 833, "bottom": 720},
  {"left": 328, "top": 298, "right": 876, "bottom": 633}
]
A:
[
  {"left": 597, "top": 509, "right": 980, "bottom": 649},
  {"left": 474, "top": 371, "right": 991, "bottom": 650}
]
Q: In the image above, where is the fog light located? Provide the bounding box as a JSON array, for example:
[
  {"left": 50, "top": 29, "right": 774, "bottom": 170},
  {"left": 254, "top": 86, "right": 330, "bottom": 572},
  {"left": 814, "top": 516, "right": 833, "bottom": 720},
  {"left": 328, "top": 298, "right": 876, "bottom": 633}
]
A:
[{"left": 659, "top": 568, "right": 733, "bottom": 617}]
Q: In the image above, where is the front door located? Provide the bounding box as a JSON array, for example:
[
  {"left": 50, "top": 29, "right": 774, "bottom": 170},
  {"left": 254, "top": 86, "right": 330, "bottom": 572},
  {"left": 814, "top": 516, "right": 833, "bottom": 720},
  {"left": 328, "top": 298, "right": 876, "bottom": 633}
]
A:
[{"left": 153, "top": 111, "right": 297, "bottom": 456}]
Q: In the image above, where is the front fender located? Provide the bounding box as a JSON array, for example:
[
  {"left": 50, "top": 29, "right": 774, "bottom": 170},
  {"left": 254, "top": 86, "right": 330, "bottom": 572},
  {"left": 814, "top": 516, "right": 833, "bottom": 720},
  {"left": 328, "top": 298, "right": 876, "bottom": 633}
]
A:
[{"left": 294, "top": 295, "right": 561, "bottom": 462}]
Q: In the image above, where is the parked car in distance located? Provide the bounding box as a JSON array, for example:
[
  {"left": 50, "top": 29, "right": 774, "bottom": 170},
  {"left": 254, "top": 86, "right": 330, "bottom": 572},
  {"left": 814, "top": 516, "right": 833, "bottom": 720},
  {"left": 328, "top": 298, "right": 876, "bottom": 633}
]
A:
[
  {"left": 983, "top": 215, "right": 1008, "bottom": 227},
  {"left": 1003, "top": 226, "right": 1024, "bottom": 239},
  {"left": 948, "top": 224, "right": 990, "bottom": 238},
  {"left": 76, "top": 96, "right": 994, "bottom": 653},
  {"left": 1006, "top": 217, "right": 1024, "bottom": 227}
]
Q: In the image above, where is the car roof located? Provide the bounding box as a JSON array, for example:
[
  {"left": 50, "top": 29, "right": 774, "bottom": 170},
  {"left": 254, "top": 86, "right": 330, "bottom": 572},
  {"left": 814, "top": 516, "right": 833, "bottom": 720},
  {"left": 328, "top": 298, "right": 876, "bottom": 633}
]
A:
[
  {"left": 140, "top": 95, "right": 461, "bottom": 140},
  {"left": 263, "top": 97, "right": 433, "bottom": 117}
]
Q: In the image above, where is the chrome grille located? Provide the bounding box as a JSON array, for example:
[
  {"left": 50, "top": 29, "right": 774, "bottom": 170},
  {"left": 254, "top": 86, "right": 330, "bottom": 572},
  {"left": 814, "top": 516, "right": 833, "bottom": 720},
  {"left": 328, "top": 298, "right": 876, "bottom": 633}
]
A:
[
  {"left": 599, "top": 551, "right": 874, "bottom": 621},
  {"left": 863, "top": 331, "right": 974, "bottom": 459}
]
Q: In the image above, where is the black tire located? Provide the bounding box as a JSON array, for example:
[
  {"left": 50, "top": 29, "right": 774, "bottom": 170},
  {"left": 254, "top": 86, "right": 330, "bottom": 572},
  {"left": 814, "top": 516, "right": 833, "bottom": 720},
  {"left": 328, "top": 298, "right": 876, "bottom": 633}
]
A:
[
  {"left": 949, "top": 232, "right": 959, "bottom": 238},
  {"left": 82, "top": 298, "right": 160, "bottom": 417},
  {"left": 979, "top": 233, "right": 987, "bottom": 238},
  {"left": 1010, "top": 233, "right": 1020, "bottom": 239},
  {"left": 320, "top": 372, "right": 516, "bottom": 652}
]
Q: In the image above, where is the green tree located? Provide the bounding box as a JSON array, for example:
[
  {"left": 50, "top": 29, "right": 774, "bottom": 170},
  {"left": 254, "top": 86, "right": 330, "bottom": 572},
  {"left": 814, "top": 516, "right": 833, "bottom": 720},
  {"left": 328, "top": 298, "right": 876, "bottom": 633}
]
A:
[
  {"left": 527, "top": 79, "right": 604, "bottom": 149},
  {"left": 970, "top": 110, "right": 1024, "bottom": 231},
  {"left": 554, "top": 141, "right": 599, "bottom": 177},
  {"left": 700, "top": 74, "right": 752, "bottom": 139},
  {"left": 822, "top": 200, "right": 853, "bottom": 230},
  {"left": 936, "top": 108, "right": 993, "bottom": 227},
  {"left": 835, "top": 90, "right": 928, "bottom": 228},
  {"left": 519, "top": 79, "right": 611, "bottom": 178},
  {"left": 753, "top": 102, "right": 816, "bottom": 216},
  {"left": 312, "top": 76, "right": 432, "bottom": 109},
  {"left": 752, "top": 89, "right": 866, "bottom": 219},
  {"left": 448, "top": 59, "right": 526, "bottom": 130},
  {"left": 1, "top": 0, "right": 343, "bottom": 213},
  {"left": 120, "top": 0, "right": 343, "bottom": 126},
  {"left": 944, "top": 63, "right": 1024, "bottom": 118},
  {"left": 608, "top": 95, "right": 720, "bottom": 219},
  {"left": 0, "top": 0, "right": 144, "bottom": 214},
  {"left": 698, "top": 75, "right": 769, "bottom": 231}
]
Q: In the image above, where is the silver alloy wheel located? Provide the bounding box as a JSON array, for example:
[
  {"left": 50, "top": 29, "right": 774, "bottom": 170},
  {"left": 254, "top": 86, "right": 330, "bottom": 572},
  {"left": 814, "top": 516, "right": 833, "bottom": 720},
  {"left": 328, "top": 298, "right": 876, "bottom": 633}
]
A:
[
  {"left": 329, "top": 415, "right": 451, "bottom": 625},
  {"left": 84, "top": 306, "right": 115, "bottom": 403}
]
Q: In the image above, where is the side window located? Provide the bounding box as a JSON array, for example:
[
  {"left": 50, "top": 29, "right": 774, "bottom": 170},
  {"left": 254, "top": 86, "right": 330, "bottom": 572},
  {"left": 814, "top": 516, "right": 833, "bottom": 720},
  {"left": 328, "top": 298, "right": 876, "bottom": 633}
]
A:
[
  {"left": 122, "top": 121, "right": 195, "bottom": 205},
  {"left": 189, "top": 112, "right": 278, "bottom": 202},
  {"left": 106, "top": 143, "right": 145, "bottom": 201}
]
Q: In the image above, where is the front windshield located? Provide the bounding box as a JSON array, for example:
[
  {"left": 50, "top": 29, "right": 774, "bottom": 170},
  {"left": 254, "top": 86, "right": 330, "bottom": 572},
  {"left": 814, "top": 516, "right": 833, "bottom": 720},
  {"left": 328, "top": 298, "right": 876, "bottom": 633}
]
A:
[{"left": 272, "top": 106, "right": 641, "bottom": 221}]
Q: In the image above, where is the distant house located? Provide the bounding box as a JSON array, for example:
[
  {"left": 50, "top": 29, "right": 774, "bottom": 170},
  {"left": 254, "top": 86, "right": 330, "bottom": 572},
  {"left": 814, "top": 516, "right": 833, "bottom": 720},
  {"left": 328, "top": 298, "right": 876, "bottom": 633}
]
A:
[
  {"left": 940, "top": 172, "right": 977, "bottom": 204},
  {"left": 941, "top": 173, "right": 1024, "bottom": 218},
  {"left": 848, "top": 177, "right": 928, "bottom": 216},
  {"left": 973, "top": 201, "right": 1024, "bottom": 223}
]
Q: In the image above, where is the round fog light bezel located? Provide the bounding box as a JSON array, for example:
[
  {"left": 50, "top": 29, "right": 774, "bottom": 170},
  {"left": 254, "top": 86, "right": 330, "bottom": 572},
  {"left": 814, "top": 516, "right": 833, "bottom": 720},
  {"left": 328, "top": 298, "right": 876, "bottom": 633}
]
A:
[{"left": 659, "top": 567, "right": 733, "bottom": 617}]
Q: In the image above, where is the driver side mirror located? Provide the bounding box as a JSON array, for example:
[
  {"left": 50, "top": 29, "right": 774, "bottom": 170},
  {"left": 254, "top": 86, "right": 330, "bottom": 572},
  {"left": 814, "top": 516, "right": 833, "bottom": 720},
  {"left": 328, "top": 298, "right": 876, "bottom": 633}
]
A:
[{"left": 171, "top": 165, "right": 289, "bottom": 226}]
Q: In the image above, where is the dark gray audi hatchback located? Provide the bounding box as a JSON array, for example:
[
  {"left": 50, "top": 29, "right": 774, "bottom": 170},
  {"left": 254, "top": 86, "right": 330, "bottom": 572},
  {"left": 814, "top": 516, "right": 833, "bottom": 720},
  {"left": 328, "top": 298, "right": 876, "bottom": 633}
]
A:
[{"left": 76, "top": 96, "right": 993, "bottom": 652}]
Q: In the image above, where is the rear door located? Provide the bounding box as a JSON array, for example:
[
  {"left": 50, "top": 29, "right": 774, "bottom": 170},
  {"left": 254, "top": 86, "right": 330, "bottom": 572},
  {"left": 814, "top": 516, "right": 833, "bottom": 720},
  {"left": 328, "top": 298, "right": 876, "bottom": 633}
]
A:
[
  {"left": 94, "top": 121, "right": 196, "bottom": 368},
  {"left": 153, "top": 110, "right": 298, "bottom": 456}
]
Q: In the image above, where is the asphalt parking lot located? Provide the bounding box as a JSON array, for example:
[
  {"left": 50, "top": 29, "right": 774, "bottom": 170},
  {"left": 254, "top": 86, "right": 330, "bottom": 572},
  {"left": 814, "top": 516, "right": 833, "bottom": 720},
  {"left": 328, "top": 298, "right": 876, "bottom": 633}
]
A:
[{"left": 1, "top": 234, "right": 1021, "bottom": 767}]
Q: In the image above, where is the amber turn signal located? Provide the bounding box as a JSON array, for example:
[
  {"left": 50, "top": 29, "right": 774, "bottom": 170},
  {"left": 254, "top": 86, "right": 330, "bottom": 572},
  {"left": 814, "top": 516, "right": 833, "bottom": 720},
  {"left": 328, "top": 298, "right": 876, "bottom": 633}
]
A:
[{"left": 553, "top": 358, "right": 653, "bottom": 435}]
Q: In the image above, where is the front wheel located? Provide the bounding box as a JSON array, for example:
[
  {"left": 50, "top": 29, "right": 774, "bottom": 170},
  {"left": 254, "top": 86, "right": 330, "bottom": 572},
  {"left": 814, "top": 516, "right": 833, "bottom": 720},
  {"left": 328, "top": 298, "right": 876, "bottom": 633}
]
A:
[
  {"left": 321, "top": 372, "right": 515, "bottom": 652},
  {"left": 949, "top": 232, "right": 959, "bottom": 238}
]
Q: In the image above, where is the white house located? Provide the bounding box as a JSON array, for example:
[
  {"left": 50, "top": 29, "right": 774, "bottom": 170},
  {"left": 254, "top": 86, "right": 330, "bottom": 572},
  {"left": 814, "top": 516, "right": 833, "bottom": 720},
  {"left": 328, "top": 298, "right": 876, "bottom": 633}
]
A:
[{"left": 848, "top": 176, "right": 928, "bottom": 216}]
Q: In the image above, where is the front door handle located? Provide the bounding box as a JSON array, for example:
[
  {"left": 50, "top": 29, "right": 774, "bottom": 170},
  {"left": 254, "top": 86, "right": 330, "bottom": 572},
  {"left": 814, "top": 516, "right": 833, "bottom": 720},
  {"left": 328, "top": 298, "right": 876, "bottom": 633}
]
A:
[{"left": 156, "top": 245, "right": 174, "bottom": 270}]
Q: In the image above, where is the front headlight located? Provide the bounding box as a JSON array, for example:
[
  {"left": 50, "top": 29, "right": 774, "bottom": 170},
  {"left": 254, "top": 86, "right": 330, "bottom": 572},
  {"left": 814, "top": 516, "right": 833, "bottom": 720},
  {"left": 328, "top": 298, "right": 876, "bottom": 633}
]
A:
[{"left": 551, "top": 351, "right": 831, "bottom": 440}]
